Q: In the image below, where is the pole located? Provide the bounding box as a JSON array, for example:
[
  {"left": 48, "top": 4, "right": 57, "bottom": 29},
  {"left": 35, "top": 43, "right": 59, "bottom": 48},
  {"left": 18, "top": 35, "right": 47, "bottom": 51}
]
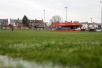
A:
[
  {"left": 91, "top": 18, "right": 92, "bottom": 23},
  {"left": 43, "top": 10, "right": 45, "bottom": 29},
  {"left": 100, "top": 1, "right": 102, "bottom": 31},
  {"left": 43, "top": 10, "right": 45, "bottom": 23},
  {"left": 65, "top": 7, "right": 67, "bottom": 22}
]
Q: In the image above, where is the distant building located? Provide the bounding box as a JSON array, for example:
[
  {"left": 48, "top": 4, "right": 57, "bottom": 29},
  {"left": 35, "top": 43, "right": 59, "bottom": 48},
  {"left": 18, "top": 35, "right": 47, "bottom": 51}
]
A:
[
  {"left": 30, "top": 19, "right": 45, "bottom": 30},
  {"left": 10, "top": 18, "right": 45, "bottom": 30},
  {"left": 81, "top": 22, "right": 101, "bottom": 30},
  {"left": 52, "top": 21, "right": 82, "bottom": 32},
  {"left": 10, "top": 18, "right": 22, "bottom": 29},
  {"left": 0, "top": 19, "right": 8, "bottom": 29}
]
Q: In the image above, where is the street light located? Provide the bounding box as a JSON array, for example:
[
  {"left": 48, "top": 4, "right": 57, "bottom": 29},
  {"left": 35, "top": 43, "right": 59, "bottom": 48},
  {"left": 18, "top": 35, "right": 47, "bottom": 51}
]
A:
[
  {"left": 91, "top": 18, "right": 94, "bottom": 28},
  {"left": 65, "top": 7, "right": 67, "bottom": 22},
  {"left": 43, "top": 10, "right": 45, "bottom": 29},
  {"left": 100, "top": 1, "right": 102, "bottom": 30},
  {"left": 91, "top": 18, "right": 92, "bottom": 23},
  {"left": 43, "top": 10, "right": 45, "bottom": 23}
]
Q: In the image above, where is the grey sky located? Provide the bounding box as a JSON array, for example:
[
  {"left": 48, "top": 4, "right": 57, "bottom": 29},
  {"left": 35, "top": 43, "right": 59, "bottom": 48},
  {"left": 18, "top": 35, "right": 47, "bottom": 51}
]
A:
[{"left": 0, "top": 0, "right": 101, "bottom": 23}]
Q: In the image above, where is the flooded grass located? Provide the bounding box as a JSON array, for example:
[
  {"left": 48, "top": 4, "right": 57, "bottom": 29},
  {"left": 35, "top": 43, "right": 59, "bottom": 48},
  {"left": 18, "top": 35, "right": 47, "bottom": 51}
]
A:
[
  {"left": 0, "top": 55, "right": 64, "bottom": 68},
  {"left": 0, "top": 30, "right": 102, "bottom": 68}
]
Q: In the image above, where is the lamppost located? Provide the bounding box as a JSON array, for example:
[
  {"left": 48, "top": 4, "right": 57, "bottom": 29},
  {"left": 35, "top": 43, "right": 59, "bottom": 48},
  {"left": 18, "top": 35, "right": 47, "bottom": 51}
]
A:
[
  {"left": 43, "top": 10, "right": 45, "bottom": 23},
  {"left": 65, "top": 7, "right": 67, "bottom": 22},
  {"left": 91, "top": 18, "right": 94, "bottom": 28},
  {"left": 91, "top": 18, "right": 92, "bottom": 23},
  {"left": 43, "top": 10, "right": 45, "bottom": 29},
  {"left": 100, "top": 1, "right": 102, "bottom": 30}
]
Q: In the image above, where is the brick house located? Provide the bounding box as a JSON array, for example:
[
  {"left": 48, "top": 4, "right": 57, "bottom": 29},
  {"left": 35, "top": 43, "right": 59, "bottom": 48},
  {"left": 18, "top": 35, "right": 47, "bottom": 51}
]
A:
[
  {"left": 30, "top": 19, "right": 45, "bottom": 30},
  {"left": 10, "top": 18, "right": 22, "bottom": 29},
  {"left": 10, "top": 18, "right": 45, "bottom": 30}
]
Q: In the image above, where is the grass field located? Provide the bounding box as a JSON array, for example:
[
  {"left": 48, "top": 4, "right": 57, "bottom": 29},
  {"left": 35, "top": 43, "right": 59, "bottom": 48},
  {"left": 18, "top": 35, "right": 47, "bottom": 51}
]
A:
[{"left": 0, "top": 30, "right": 102, "bottom": 68}]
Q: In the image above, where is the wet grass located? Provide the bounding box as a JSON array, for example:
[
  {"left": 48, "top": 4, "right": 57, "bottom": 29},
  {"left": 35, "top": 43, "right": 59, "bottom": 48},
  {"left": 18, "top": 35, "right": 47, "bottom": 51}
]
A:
[{"left": 0, "top": 30, "right": 102, "bottom": 68}]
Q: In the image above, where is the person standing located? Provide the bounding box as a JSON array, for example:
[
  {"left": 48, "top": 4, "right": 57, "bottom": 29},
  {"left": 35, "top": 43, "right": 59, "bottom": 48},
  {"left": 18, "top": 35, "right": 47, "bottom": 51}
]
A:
[{"left": 12, "top": 26, "right": 14, "bottom": 31}]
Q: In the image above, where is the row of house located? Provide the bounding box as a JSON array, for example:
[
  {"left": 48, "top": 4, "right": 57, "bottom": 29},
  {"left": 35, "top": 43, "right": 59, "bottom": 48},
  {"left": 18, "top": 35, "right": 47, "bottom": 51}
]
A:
[
  {"left": 81, "top": 22, "right": 101, "bottom": 30},
  {"left": 0, "top": 18, "right": 102, "bottom": 30},
  {"left": 0, "top": 18, "right": 46, "bottom": 30}
]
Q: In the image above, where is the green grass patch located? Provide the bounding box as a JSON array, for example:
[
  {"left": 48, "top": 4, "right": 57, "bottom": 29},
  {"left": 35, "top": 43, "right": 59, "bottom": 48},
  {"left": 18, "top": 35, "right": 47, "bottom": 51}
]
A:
[{"left": 0, "top": 30, "right": 102, "bottom": 68}]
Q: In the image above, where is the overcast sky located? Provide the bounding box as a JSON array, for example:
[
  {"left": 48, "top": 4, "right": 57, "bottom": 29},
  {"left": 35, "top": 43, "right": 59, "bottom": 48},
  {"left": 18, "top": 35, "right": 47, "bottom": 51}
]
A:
[{"left": 0, "top": 0, "right": 101, "bottom": 24}]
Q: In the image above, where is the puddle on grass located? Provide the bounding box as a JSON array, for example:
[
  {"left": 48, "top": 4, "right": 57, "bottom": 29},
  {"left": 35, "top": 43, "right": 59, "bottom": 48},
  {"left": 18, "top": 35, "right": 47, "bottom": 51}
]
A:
[{"left": 0, "top": 55, "right": 65, "bottom": 68}]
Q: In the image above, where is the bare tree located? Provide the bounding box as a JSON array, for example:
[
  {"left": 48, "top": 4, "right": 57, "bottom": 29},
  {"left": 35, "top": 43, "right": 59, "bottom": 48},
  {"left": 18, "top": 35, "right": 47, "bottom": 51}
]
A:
[{"left": 50, "top": 15, "right": 62, "bottom": 23}]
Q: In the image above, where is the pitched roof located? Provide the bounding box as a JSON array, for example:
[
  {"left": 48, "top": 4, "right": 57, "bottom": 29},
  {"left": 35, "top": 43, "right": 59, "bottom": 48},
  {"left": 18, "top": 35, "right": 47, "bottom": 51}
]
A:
[
  {"left": 81, "top": 22, "right": 101, "bottom": 25},
  {"left": 52, "top": 22, "right": 82, "bottom": 27},
  {"left": 34, "top": 20, "right": 43, "bottom": 23},
  {"left": 10, "top": 19, "right": 22, "bottom": 23},
  {"left": 0, "top": 19, "right": 8, "bottom": 23}
]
